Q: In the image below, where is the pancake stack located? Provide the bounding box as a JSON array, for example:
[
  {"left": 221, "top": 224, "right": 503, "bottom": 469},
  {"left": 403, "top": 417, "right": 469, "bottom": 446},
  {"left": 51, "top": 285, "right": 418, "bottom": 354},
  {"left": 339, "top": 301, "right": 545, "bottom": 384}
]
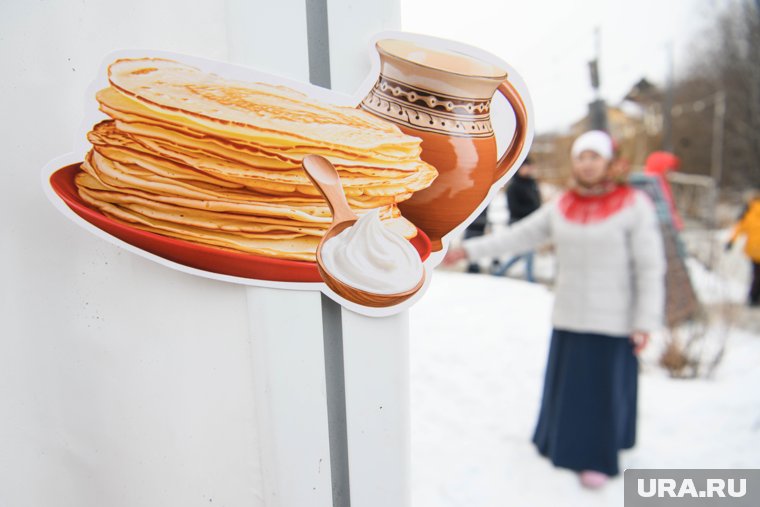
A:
[{"left": 76, "top": 58, "right": 438, "bottom": 261}]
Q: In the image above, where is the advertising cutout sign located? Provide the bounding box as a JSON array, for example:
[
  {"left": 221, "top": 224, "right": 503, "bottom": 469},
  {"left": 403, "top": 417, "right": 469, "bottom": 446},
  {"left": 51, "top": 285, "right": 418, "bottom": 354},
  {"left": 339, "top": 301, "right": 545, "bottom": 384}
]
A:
[{"left": 42, "top": 32, "right": 534, "bottom": 316}]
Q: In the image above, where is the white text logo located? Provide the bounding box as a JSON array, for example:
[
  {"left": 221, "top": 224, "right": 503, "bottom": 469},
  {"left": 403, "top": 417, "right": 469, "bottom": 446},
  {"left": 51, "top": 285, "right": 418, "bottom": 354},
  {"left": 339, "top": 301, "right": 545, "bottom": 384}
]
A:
[{"left": 637, "top": 478, "right": 747, "bottom": 499}]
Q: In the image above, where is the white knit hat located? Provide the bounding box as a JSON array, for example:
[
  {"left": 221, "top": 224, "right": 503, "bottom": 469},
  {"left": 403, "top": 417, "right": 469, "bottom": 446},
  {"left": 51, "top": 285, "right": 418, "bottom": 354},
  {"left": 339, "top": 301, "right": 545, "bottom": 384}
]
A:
[{"left": 571, "top": 130, "right": 614, "bottom": 161}]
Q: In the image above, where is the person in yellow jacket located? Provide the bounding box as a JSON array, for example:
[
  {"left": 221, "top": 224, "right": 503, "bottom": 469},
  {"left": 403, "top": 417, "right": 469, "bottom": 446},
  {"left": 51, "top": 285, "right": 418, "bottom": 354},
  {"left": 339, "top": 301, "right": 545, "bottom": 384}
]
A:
[{"left": 728, "top": 193, "right": 760, "bottom": 306}]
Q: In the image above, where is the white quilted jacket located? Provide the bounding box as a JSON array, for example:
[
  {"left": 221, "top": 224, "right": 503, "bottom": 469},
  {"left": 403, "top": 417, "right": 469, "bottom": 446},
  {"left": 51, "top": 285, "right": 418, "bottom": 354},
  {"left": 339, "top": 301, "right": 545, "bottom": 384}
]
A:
[{"left": 463, "top": 186, "right": 666, "bottom": 336}]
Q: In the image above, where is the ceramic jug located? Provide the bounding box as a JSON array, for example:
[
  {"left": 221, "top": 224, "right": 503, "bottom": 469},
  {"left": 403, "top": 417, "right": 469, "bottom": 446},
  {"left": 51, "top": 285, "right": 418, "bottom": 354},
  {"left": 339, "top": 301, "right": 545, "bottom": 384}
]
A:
[{"left": 361, "top": 39, "right": 529, "bottom": 250}]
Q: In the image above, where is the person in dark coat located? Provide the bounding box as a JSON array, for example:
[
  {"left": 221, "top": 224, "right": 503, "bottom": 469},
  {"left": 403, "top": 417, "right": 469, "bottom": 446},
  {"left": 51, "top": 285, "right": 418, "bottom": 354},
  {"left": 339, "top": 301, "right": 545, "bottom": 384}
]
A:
[
  {"left": 493, "top": 156, "right": 541, "bottom": 280},
  {"left": 462, "top": 208, "right": 490, "bottom": 273}
]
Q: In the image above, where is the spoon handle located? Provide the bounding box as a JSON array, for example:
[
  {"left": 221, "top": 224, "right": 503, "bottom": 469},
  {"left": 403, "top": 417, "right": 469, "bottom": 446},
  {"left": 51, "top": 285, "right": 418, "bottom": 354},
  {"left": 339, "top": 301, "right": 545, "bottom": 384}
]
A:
[{"left": 302, "top": 155, "right": 358, "bottom": 225}]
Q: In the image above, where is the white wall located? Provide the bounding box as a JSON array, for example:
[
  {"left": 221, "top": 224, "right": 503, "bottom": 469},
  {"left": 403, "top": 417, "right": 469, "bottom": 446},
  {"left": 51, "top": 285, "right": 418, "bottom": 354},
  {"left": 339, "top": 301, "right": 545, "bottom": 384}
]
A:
[{"left": 0, "top": 1, "right": 399, "bottom": 506}]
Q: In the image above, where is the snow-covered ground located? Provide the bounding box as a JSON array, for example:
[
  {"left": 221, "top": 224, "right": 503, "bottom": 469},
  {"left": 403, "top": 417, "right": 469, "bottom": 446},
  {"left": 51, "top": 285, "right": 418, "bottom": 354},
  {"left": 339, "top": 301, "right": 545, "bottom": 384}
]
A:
[{"left": 409, "top": 269, "right": 760, "bottom": 507}]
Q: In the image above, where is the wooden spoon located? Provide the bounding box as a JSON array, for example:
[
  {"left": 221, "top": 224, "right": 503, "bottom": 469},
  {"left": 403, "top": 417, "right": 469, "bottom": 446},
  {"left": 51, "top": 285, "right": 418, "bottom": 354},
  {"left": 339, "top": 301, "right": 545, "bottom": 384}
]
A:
[{"left": 301, "top": 154, "right": 425, "bottom": 308}]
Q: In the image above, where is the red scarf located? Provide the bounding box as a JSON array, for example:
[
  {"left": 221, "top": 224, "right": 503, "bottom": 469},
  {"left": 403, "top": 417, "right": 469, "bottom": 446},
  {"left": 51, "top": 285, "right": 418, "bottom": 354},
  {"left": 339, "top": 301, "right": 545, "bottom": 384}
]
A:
[{"left": 558, "top": 185, "right": 637, "bottom": 224}]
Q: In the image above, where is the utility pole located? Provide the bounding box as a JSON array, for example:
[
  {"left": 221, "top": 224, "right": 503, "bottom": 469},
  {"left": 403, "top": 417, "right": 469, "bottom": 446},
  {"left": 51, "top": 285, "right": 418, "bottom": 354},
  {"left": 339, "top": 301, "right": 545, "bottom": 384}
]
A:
[
  {"left": 711, "top": 90, "right": 726, "bottom": 188},
  {"left": 588, "top": 26, "right": 608, "bottom": 131},
  {"left": 662, "top": 41, "right": 675, "bottom": 151}
]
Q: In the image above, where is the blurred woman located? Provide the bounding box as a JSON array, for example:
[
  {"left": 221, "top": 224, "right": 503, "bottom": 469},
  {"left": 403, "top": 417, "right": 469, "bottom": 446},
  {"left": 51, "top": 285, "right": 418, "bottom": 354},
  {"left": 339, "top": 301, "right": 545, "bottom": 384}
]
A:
[{"left": 445, "top": 130, "right": 666, "bottom": 488}]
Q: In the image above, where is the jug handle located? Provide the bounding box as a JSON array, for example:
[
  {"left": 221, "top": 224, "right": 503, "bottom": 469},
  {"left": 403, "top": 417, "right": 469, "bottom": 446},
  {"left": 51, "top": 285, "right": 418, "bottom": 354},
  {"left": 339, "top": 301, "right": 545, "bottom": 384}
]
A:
[{"left": 493, "top": 80, "right": 529, "bottom": 182}]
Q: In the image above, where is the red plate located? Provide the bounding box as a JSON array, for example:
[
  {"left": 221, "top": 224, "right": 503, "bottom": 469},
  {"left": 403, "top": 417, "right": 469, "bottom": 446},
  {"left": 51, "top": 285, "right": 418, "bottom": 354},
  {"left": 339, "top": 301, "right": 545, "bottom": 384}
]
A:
[{"left": 50, "top": 163, "right": 432, "bottom": 283}]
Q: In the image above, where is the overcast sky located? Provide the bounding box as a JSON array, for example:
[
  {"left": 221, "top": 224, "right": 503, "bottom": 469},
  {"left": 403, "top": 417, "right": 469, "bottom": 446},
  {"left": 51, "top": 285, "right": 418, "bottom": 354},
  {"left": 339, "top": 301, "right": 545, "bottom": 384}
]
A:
[{"left": 401, "top": 0, "right": 725, "bottom": 133}]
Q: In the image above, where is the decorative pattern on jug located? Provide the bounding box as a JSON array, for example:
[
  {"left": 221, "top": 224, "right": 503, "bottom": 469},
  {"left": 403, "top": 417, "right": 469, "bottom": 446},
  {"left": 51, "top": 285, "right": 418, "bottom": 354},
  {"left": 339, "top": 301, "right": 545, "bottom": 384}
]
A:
[{"left": 361, "top": 76, "right": 494, "bottom": 138}]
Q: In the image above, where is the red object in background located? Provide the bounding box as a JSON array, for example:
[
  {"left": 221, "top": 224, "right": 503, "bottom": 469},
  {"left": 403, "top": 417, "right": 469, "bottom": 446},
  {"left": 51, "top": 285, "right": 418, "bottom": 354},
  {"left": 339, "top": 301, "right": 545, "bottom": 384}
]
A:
[
  {"left": 644, "top": 151, "right": 683, "bottom": 231},
  {"left": 644, "top": 151, "right": 681, "bottom": 175},
  {"left": 50, "top": 164, "right": 432, "bottom": 283}
]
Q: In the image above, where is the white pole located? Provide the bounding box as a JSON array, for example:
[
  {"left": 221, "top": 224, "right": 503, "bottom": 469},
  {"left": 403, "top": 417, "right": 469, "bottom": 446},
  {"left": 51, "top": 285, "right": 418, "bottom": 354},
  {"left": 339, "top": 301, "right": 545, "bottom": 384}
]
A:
[
  {"left": 341, "top": 309, "right": 411, "bottom": 507},
  {"left": 246, "top": 288, "right": 335, "bottom": 507}
]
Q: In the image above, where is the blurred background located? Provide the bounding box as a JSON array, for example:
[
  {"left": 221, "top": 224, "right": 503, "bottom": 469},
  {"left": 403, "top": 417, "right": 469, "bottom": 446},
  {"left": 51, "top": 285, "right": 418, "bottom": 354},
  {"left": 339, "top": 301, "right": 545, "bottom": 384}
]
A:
[{"left": 410, "top": 1, "right": 760, "bottom": 505}]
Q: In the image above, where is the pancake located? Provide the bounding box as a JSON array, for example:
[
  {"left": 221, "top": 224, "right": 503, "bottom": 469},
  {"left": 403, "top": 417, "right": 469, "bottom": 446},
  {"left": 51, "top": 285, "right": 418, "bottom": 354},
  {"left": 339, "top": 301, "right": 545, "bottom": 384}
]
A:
[
  {"left": 75, "top": 170, "right": 416, "bottom": 238},
  {"left": 84, "top": 148, "right": 399, "bottom": 210},
  {"left": 88, "top": 121, "right": 245, "bottom": 189},
  {"left": 77, "top": 183, "right": 416, "bottom": 239},
  {"left": 97, "top": 98, "right": 425, "bottom": 172},
  {"left": 106, "top": 58, "right": 422, "bottom": 158},
  {"left": 89, "top": 121, "right": 432, "bottom": 201},
  {"left": 80, "top": 187, "right": 321, "bottom": 260},
  {"left": 112, "top": 133, "right": 434, "bottom": 197}
]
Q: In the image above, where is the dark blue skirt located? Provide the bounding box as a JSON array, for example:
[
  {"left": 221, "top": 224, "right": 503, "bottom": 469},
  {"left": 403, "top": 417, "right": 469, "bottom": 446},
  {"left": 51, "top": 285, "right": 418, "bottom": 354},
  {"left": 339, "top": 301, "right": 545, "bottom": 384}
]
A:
[{"left": 532, "top": 328, "right": 638, "bottom": 476}]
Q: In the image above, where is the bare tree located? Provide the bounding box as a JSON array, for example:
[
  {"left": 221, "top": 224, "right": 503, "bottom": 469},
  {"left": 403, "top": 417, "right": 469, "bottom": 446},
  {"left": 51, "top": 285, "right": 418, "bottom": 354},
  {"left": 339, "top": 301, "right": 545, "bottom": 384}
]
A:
[{"left": 675, "top": 1, "right": 760, "bottom": 189}]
